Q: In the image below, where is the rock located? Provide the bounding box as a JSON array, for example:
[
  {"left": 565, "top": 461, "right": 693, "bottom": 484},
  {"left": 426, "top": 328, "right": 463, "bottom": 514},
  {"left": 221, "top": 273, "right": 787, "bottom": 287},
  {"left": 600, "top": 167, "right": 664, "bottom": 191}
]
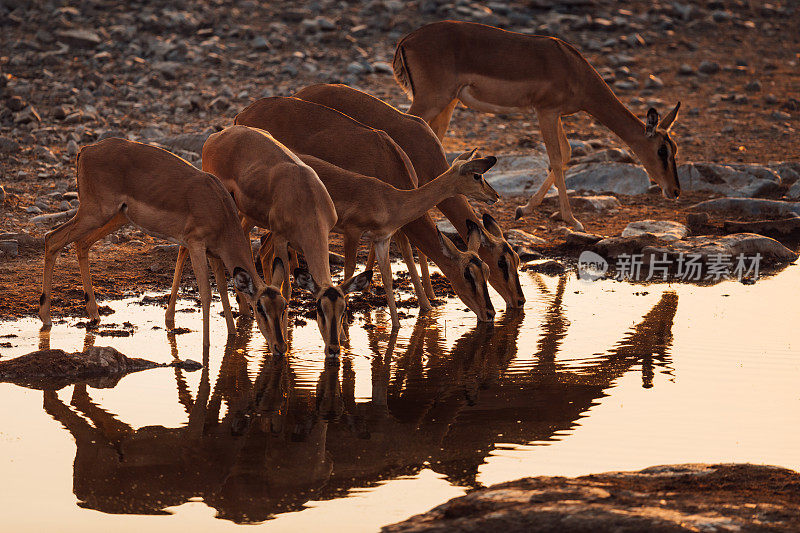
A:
[
  {"left": 6, "top": 95, "right": 26, "bottom": 111},
  {"left": 346, "top": 61, "right": 367, "bottom": 75},
  {"left": 522, "top": 260, "right": 565, "bottom": 275},
  {"left": 0, "top": 136, "right": 20, "bottom": 154},
  {"left": 677, "top": 63, "right": 694, "bottom": 76},
  {"left": 0, "top": 232, "right": 43, "bottom": 249},
  {"left": 0, "top": 346, "right": 202, "bottom": 389},
  {"left": 690, "top": 198, "right": 800, "bottom": 218},
  {"left": 151, "top": 244, "right": 179, "bottom": 253},
  {"left": 573, "top": 148, "right": 634, "bottom": 165},
  {"left": 26, "top": 206, "right": 43, "bottom": 214},
  {"left": 770, "top": 162, "right": 800, "bottom": 185},
  {"left": 644, "top": 74, "right": 664, "bottom": 89},
  {"left": 31, "top": 208, "right": 77, "bottom": 225},
  {"left": 711, "top": 10, "right": 733, "bottom": 23},
  {"left": 55, "top": 29, "right": 103, "bottom": 48},
  {"left": 436, "top": 219, "right": 459, "bottom": 240},
  {"left": 503, "top": 229, "right": 547, "bottom": 249},
  {"left": 383, "top": 464, "right": 800, "bottom": 533},
  {"left": 564, "top": 230, "right": 603, "bottom": 246},
  {"left": 372, "top": 61, "right": 393, "bottom": 74},
  {"left": 786, "top": 181, "right": 800, "bottom": 201},
  {"left": 685, "top": 212, "right": 709, "bottom": 232},
  {"left": 678, "top": 162, "right": 782, "bottom": 197},
  {"left": 566, "top": 163, "right": 651, "bottom": 196},
  {"left": 698, "top": 60, "right": 720, "bottom": 74},
  {"left": 32, "top": 145, "right": 58, "bottom": 164},
  {"left": 0, "top": 240, "right": 19, "bottom": 257},
  {"left": 252, "top": 35, "right": 270, "bottom": 50},
  {"left": 594, "top": 234, "right": 663, "bottom": 259},
  {"left": 329, "top": 251, "right": 345, "bottom": 266},
  {"left": 571, "top": 195, "right": 621, "bottom": 211},
  {"left": 483, "top": 153, "right": 550, "bottom": 196},
  {"left": 66, "top": 139, "right": 78, "bottom": 156},
  {"left": 643, "top": 233, "right": 798, "bottom": 265},
  {"left": 744, "top": 79, "right": 762, "bottom": 92},
  {"left": 723, "top": 217, "right": 800, "bottom": 237},
  {"left": 621, "top": 220, "right": 689, "bottom": 241},
  {"left": 153, "top": 130, "right": 213, "bottom": 154},
  {"left": 0, "top": 185, "right": 4, "bottom": 204}
]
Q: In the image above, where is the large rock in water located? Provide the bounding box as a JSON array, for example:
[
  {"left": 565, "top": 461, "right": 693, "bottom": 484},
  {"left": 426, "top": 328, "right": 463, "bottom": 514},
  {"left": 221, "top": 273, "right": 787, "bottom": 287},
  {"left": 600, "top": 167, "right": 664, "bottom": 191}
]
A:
[
  {"left": 383, "top": 464, "right": 800, "bottom": 532},
  {"left": 621, "top": 220, "right": 689, "bottom": 241},
  {"left": 678, "top": 162, "right": 782, "bottom": 197},
  {"left": 690, "top": 198, "right": 800, "bottom": 218},
  {"left": 566, "top": 163, "right": 651, "bottom": 195},
  {"left": 0, "top": 346, "right": 200, "bottom": 389}
]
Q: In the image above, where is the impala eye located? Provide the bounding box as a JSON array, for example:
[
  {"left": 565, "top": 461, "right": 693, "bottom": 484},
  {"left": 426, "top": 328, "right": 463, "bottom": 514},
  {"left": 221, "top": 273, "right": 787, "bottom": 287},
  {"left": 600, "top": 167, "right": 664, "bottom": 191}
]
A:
[
  {"left": 658, "top": 145, "right": 668, "bottom": 158},
  {"left": 473, "top": 174, "right": 481, "bottom": 180}
]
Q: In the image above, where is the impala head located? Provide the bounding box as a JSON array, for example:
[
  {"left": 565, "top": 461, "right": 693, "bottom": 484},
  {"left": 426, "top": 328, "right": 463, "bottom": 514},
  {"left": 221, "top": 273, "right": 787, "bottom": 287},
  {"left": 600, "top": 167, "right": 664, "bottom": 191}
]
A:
[
  {"left": 447, "top": 149, "right": 500, "bottom": 204},
  {"left": 294, "top": 268, "right": 373, "bottom": 358},
  {"left": 640, "top": 102, "right": 681, "bottom": 200},
  {"left": 233, "top": 259, "right": 288, "bottom": 356},
  {"left": 438, "top": 228, "right": 495, "bottom": 322},
  {"left": 476, "top": 213, "right": 525, "bottom": 309}
]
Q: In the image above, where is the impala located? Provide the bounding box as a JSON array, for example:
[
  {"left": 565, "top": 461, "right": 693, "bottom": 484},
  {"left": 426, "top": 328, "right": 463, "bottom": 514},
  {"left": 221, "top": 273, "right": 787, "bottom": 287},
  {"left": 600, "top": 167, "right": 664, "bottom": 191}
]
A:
[
  {"left": 258, "top": 150, "right": 496, "bottom": 329},
  {"left": 168, "top": 126, "right": 372, "bottom": 357},
  {"left": 38, "top": 138, "right": 285, "bottom": 350},
  {"left": 393, "top": 21, "right": 681, "bottom": 231},
  {"left": 294, "top": 83, "right": 525, "bottom": 309},
  {"left": 235, "top": 97, "right": 497, "bottom": 321}
]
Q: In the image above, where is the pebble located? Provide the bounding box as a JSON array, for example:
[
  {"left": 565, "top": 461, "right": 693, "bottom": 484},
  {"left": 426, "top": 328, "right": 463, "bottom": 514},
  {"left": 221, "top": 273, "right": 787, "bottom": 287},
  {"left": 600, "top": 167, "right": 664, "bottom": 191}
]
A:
[
  {"left": 0, "top": 240, "right": 19, "bottom": 258},
  {"left": 644, "top": 74, "right": 664, "bottom": 89},
  {"left": 744, "top": 80, "right": 762, "bottom": 92},
  {"left": 678, "top": 64, "right": 694, "bottom": 76},
  {"left": 66, "top": 139, "right": 79, "bottom": 156},
  {"left": 698, "top": 61, "right": 721, "bottom": 74}
]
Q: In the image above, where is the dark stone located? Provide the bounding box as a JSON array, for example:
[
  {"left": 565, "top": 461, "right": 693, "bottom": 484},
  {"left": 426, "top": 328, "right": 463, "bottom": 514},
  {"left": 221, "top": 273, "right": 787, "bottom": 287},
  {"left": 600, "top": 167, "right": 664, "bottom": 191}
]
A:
[
  {"left": 383, "top": 464, "right": 800, "bottom": 532},
  {"left": 522, "top": 260, "right": 565, "bottom": 275}
]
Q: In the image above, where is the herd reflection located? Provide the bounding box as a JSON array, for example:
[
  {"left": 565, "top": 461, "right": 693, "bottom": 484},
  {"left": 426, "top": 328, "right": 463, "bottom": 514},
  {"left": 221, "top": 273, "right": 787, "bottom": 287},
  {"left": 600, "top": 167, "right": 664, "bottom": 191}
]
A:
[{"left": 39, "top": 274, "right": 679, "bottom": 524}]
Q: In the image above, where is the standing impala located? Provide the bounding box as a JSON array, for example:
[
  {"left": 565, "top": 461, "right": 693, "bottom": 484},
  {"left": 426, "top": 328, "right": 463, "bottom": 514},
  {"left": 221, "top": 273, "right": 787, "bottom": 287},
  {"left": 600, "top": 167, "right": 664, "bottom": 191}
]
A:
[
  {"left": 168, "top": 126, "right": 373, "bottom": 357},
  {"left": 393, "top": 21, "right": 681, "bottom": 231},
  {"left": 235, "top": 97, "right": 497, "bottom": 322},
  {"left": 294, "top": 83, "right": 525, "bottom": 309},
  {"left": 38, "top": 138, "right": 285, "bottom": 350},
  {"left": 264, "top": 150, "right": 497, "bottom": 329}
]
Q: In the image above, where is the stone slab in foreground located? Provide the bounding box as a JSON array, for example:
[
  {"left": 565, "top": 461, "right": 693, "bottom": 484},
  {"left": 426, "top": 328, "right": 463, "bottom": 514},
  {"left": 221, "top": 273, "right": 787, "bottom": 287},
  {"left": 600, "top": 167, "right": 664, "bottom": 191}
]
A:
[{"left": 383, "top": 464, "right": 800, "bottom": 532}]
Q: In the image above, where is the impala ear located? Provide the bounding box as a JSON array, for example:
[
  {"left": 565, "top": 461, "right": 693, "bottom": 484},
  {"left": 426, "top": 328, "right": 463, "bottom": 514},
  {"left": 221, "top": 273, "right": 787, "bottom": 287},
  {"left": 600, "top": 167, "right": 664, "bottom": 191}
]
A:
[
  {"left": 465, "top": 219, "right": 488, "bottom": 252},
  {"left": 271, "top": 257, "right": 285, "bottom": 288},
  {"left": 454, "top": 148, "right": 478, "bottom": 162},
  {"left": 341, "top": 269, "right": 373, "bottom": 294},
  {"left": 482, "top": 212, "right": 504, "bottom": 238},
  {"left": 293, "top": 268, "right": 318, "bottom": 294},
  {"left": 233, "top": 267, "right": 255, "bottom": 296},
  {"left": 659, "top": 101, "right": 681, "bottom": 132},
  {"left": 460, "top": 156, "right": 497, "bottom": 176},
  {"left": 438, "top": 230, "right": 462, "bottom": 260},
  {"left": 645, "top": 108, "right": 659, "bottom": 137}
]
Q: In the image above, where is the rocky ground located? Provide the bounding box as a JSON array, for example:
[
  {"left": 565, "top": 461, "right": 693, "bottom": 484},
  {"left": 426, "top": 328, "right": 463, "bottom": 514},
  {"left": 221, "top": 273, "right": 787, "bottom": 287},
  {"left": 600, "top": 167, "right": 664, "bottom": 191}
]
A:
[
  {"left": 383, "top": 464, "right": 800, "bottom": 532},
  {"left": 1, "top": 0, "right": 799, "bottom": 319}
]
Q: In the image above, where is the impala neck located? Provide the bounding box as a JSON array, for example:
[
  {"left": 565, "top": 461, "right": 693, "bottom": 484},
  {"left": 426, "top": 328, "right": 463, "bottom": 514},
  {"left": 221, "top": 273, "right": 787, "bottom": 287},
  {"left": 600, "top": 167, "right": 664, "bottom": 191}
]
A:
[
  {"left": 581, "top": 75, "right": 648, "bottom": 158},
  {"left": 392, "top": 172, "right": 463, "bottom": 229}
]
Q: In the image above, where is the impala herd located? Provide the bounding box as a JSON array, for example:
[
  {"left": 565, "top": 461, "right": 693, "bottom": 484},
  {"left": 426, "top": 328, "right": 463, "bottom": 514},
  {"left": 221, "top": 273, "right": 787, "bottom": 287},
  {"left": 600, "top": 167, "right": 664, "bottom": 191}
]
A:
[{"left": 37, "top": 21, "right": 681, "bottom": 357}]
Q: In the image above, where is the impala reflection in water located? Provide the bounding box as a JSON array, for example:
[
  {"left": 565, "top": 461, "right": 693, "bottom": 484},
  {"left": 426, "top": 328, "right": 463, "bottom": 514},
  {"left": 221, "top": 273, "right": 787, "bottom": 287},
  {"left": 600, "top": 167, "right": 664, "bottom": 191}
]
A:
[{"left": 1, "top": 267, "right": 799, "bottom": 532}]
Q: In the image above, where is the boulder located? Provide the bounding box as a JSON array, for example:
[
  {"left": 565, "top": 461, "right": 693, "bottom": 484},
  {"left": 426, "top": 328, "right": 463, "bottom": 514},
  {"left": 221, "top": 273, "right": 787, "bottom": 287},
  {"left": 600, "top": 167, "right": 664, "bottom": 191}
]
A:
[
  {"left": 0, "top": 346, "right": 201, "bottom": 390},
  {"left": 643, "top": 233, "right": 798, "bottom": 265},
  {"left": 621, "top": 220, "right": 689, "bottom": 241},
  {"left": 564, "top": 230, "right": 604, "bottom": 246},
  {"left": 689, "top": 198, "right": 800, "bottom": 218},
  {"left": 383, "top": 464, "right": 800, "bottom": 533},
  {"left": 0, "top": 239, "right": 19, "bottom": 257},
  {"left": 503, "top": 229, "right": 547, "bottom": 249},
  {"left": 723, "top": 217, "right": 800, "bottom": 237},
  {"left": 483, "top": 153, "right": 550, "bottom": 196},
  {"left": 678, "top": 162, "right": 782, "bottom": 197},
  {"left": 786, "top": 181, "right": 800, "bottom": 201},
  {"left": 571, "top": 195, "right": 621, "bottom": 211},
  {"left": 565, "top": 163, "right": 651, "bottom": 195}
]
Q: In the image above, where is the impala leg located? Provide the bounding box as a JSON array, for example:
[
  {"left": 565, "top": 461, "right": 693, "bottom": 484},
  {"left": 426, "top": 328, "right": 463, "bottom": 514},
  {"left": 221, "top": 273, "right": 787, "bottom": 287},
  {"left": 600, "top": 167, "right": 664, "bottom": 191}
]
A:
[
  {"left": 363, "top": 243, "right": 376, "bottom": 295},
  {"left": 187, "top": 243, "right": 212, "bottom": 347},
  {"left": 394, "top": 232, "right": 432, "bottom": 313},
  {"left": 418, "top": 250, "right": 436, "bottom": 300},
  {"left": 209, "top": 255, "right": 235, "bottom": 336},
  {"left": 375, "top": 238, "right": 400, "bottom": 330},
  {"left": 236, "top": 218, "right": 257, "bottom": 317},
  {"left": 166, "top": 246, "right": 189, "bottom": 330},
  {"left": 516, "top": 170, "right": 555, "bottom": 219},
  {"left": 74, "top": 213, "right": 127, "bottom": 324},
  {"left": 537, "top": 110, "right": 583, "bottom": 231},
  {"left": 342, "top": 231, "right": 360, "bottom": 281},
  {"left": 40, "top": 210, "right": 116, "bottom": 326}
]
